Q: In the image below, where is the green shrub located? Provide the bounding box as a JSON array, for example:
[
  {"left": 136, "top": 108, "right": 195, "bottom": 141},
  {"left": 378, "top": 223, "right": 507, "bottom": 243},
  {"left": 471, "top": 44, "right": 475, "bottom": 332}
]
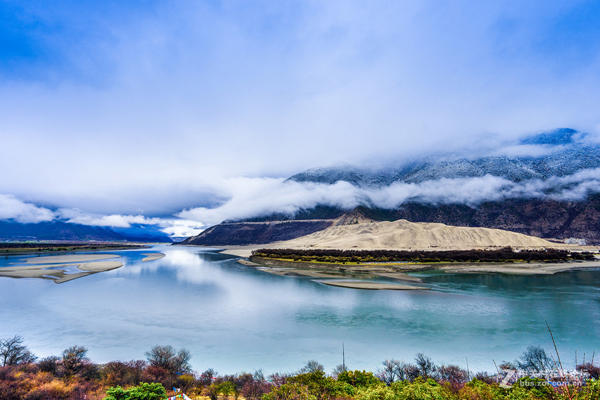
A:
[
  {"left": 288, "top": 370, "right": 354, "bottom": 399},
  {"left": 338, "top": 370, "right": 381, "bottom": 388},
  {"left": 575, "top": 378, "right": 600, "bottom": 399},
  {"left": 104, "top": 382, "right": 166, "bottom": 400},
  {"left": 263, "top": 382, "right": 317, "bottom": 400},
  {"left": 354, "top": 385, "right": 397, "bottom": 400},
  {"left": 458, "top": 379, "right": 506, "bottom": 399},
  {"left": 391, "top": 378, "right": 450, "bottom": 400}
]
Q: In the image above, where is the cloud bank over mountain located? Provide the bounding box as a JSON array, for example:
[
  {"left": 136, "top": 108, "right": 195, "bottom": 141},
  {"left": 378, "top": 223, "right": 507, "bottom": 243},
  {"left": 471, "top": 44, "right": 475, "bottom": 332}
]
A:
[
  {"left": 178, "top": 168, "right": 600, "bottom": 227},
  {"left": 3, "top": 164, "right": 599, "bottom": 235},
  {"left": 1, "top": 1, "right": 600, "bottom": 235}
]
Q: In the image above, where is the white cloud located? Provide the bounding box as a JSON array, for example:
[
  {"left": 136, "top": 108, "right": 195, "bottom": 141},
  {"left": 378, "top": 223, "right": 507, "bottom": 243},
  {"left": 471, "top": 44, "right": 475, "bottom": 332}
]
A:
[
  {"left": 177, "top": 178, "right": 362, "bottom": 226},
  {"left": 57, "top": 208, "right": 205, "bottom": 237},
  {"left": 178, "top": 170, "right": 600, "bottom": 226},
  {"left": 159, "top": 219, "right": 205, "bottom": 238},
  {"left": 1, "top": 1, "right": 600, "bottom": 216},
  {"left": 3, "top": 166, "right": 600, "bottom": 237},
  {"left": 0, "top": 194, "right": 55, "bottom": 223},
  {"left": 57, "top": 209, "right": 155, "bottom": 228}
]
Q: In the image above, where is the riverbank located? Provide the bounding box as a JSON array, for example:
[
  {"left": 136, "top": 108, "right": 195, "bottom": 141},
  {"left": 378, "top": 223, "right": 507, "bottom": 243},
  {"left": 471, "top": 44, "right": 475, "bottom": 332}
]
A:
[
  {"left": 245, "top": 254, "right": 600, "bottom": 277},
  {"left": 0, "top": 242, "right": 148, "bottom": 255}
]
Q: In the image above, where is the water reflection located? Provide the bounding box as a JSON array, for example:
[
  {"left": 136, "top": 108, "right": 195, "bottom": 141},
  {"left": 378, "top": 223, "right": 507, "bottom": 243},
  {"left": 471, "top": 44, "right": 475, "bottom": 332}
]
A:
[{"left": 0, "top": 245, "right": 599, "bottom": 375}]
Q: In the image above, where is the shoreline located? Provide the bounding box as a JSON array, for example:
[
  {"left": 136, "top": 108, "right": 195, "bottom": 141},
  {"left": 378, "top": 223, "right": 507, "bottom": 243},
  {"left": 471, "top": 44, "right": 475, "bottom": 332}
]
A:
[
  {"left": 248, "top": 255, "right": 600, "bottom": 276},
  {"left": 0, "top": 242, "right": 150, "bottom": 256},
  {"left": 204, "top": 243, "right": 600, "bottom": 277}
]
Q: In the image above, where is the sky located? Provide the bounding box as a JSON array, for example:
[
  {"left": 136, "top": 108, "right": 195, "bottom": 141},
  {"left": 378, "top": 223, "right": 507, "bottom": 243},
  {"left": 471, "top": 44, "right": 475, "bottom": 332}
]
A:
[{"left": 1, "top": 0, "right": 600, "bottom": 236}]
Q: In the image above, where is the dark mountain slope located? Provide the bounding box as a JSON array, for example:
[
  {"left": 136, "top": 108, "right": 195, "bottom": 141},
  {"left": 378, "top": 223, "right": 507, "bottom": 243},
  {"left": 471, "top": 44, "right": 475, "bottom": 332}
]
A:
[
  {"left": 357, "top": 195, "right": 600, "bottom": 244},
  {"left": 0, "top": 221, "right": 172, "bottom": 242},
  {"left": 181, "top": 220, "right": 333, "bottom": 246},
  {"left": 215, "top": 195, "right": 600, "bottom": 244}
]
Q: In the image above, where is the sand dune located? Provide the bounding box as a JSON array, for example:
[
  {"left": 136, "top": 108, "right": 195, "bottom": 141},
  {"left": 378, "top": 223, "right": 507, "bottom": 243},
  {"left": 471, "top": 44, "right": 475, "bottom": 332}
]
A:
[{"left": 274, "top": 219, "right": 557, "bottom": 250}]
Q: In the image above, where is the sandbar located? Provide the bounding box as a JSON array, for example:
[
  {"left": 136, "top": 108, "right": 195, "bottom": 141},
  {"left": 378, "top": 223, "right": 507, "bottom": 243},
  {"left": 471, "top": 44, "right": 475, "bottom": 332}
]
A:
[
  {"left": 372, "top": 272, "right": 424, "bottom": 282},
  {"left": 1, "top": 257, "right": 124, "bottom": 283},
  {"left": 314, "top": 280, "right": 430, "bottom": 290},
  {"left": 0, "top": 268, "right": 64, "bottom": 280},
  {"left": 440, "top": 260, "right": 600, "bottom": 275},
  {"left": 24, "top": 254, "right": 119, "bottom": 264},
  {"left": 142, "top": 253, "right": 165, "bottom": 262},
  {"left": 237, "top": 259, "right": 261, "bottom": 267},
  {"left": 77, "top": 261, "right": 124, "bottom": 272}
]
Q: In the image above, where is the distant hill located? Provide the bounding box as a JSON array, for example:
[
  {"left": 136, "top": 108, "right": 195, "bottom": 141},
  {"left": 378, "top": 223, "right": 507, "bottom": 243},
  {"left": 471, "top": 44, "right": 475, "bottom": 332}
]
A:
[{"left": 0, "top": 221, "right": 172, "bottom": 243}]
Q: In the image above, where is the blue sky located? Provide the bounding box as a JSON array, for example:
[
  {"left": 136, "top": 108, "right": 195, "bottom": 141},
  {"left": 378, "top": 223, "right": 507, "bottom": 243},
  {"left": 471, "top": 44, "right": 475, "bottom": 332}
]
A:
[{"left": 1, "top": 0, "right": 600, "bottom": 234}]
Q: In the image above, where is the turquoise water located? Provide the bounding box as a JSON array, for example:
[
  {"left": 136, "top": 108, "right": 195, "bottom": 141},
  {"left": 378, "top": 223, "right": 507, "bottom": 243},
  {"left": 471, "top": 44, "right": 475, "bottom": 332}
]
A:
[{"left": 1, "top": 245, "right": 599, "bottom": 374}]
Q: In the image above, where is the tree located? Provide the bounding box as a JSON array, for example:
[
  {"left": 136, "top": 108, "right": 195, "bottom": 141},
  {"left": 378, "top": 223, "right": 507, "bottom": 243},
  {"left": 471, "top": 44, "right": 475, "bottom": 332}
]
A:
[
  {"left": 62, "top": 345, "right": 89, "bottom": 377},
  {"left": 39, "top": 355, "right": 60, "bottom": 375},
  {"left": 0, "top": 336, "right": 36, "bottom": 366},
  {"left": 145, "top": 345, "right": 192, "bottom": 375},
  {"left": 377, "top": 360, "right": 401, "bottom": 384},
  {"left": 299, "top": 360, "right": 324, "bottom": 374},
  {"left": 102, "top": 360, "right": 146, "bottom": 387},
  {"left": 240, "top": 372, "right": 272, "bottom": 400},
  {"left": 331, "top": 364, "right": 346, "bottom": 378},
  {"left": 199, "top": 368, "right": 217, "bottom": 386},
  {"left": 414, "top": 354, "right": 436, "bottom": 378},
  {"left": 516, "top": 346, "right": 554, "bottom": 372},
  {"left": 377, "top": 360, "right": 421, "bottom": 383},
  {"left": 437, "top": 365, "right": 467, "bottom": 384}
]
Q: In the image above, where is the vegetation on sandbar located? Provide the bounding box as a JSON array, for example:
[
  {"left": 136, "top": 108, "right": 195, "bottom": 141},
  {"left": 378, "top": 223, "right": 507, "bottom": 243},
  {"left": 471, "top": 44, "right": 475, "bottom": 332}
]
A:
[
  {"left": 252, "top": 247, "right": 596, "bottom": 264},
  {"left": 0, "top": 242, "right": 146, "bottom": 255}
]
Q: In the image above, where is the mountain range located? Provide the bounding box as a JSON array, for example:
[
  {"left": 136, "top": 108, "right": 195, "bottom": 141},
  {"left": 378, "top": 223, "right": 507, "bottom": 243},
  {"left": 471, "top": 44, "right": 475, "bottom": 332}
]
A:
[
  {"left": 184, "top": 129, "right": 600, "bottom": 245},
  {"left": 0, "top": 220, "right": 172, "bottom": 243},
  {"left": 288, "top": 129, "right": 599, "bottom": 186}
]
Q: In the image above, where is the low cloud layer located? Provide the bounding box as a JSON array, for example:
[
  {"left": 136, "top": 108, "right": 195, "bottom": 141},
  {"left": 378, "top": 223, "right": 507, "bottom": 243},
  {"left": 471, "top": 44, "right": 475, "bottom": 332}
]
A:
[
  {"left": 1, "top": 2, "right": 600, "bottom": 235},
  {"left": 56, "top": 209, "right": 205, "bottom": 238},
  {"left": 2, "top": 1, "right": 600, "bottom": 218},
  {"left": 0, "top": 197, "right": 205, "bottom": 237},
  {"left": 2, "top": 168, "right": 600, "bottom": 236},
  {"left": 179, "top": 168, "right": 600, "bottom": 227},
  {"left": 0, "top": 195, "right": 54, "bottom": 223}
]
